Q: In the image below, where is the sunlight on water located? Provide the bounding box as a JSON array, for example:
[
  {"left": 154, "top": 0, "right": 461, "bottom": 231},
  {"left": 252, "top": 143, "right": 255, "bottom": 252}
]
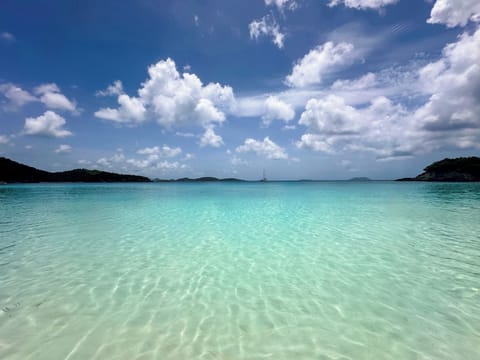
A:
[{"left": 0, "top": 182, "right": 479, "bottom": 359}]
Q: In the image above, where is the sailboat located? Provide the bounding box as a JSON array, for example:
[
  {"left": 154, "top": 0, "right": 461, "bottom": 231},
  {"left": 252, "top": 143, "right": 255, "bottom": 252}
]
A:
[{"left": 260, "top": 169, "right": 267, "bottom": 182}]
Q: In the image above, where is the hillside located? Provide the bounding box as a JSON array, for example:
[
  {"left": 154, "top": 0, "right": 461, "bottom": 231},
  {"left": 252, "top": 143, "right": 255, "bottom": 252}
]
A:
[
  {"left": 0, "top": 157, "right": 151, "bottom": 183},
  {"left": 397, "top": 157, "right": 480, "bottom": 182}
]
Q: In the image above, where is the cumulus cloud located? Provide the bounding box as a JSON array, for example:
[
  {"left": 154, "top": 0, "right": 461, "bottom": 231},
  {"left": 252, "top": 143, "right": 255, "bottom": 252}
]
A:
[
  {"left": 427, "top": 0, "right": 480, "bottom": 27},
  {"left": 137, "top": 145, "right": 182, "bottom": 157},
  {"left": 199, "top": 127, "right": 224, "bottom": 148},
  {"left": 34, "top": 83, "right": 77, "bottom": 112},
  {"left": 95, "top": 94, "right": 146, "bottom": 123},
  {"left": 299, "top": 95, "right": 361, "bottom": 135},
  {"left": 414, "top": 27, "right": 480, "bottom": 133},
  {"left": 55, "top": 144, "right": 72, "bottom": 154},
  {"left": 96, "top": 80, "right": 124, "bottom": 97},
  {"left": 264, "top": 0, "right": 298, "bottom": 12},
  {"left": 236, "top": 137, "right": 288, "bottom": 159},
  {"left": 296, "top": 134, "right": 335, "bottom": 153},
  {"left": 0, "top": 83, "right": 37, "bottom": 109},
  {"left": 262, "top": 96, "right": 295, "bottom": 126},
  {"left": 296, "top": 26, "right": 480, "bottom": 158},
  {"left": 24, "top": 111, "right": 72, "bottom": 138},
  {"left": 95, "top": 58, "right": 234, "bottom": 133},
  {"left": 286, "top": 41, "right": 357, "bottom": 87},
  {"left": 297, "top": 95, "right": 414, "bottom": 159},
  {"left": 0, "top": 82, "right": 76, "bottom": 112},
  {"left": 249, "top": 16, "right": 285, "bottom": 49},
  {"left": 328, "top": 0, "right": 399, "bottom": 10}
]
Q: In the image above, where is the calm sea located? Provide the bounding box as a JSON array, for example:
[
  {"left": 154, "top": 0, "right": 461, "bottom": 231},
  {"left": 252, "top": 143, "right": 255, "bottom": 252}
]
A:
[{"left": 1, "top": 182, "right": 479, "bottom": 359}]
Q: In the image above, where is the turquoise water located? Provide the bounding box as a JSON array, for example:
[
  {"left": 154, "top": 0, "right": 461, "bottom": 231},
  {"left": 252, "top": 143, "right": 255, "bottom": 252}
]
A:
[{"left": 0, "top": 182, "right": 479, "bottom": 359}]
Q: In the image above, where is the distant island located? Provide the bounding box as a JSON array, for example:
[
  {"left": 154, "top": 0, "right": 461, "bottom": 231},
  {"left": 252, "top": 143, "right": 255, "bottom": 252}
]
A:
[
  {"left": 0, "top": 157, "right": 151, "bottom": 183},
  {"left": 0, "top": 157, "right": 246, "bottom": 184},
  {"left": 347, "top": 177, "right": 371, "bottom": 182},
  {"left": 397, "top": 157, "right": 480, "bottom": 182},
  {"left": 153, "top": 177, "right": 243, "bottom": 182}
]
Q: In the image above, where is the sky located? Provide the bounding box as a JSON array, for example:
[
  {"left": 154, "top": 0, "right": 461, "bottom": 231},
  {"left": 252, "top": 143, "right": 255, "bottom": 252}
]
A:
[{"left": 1, "top": 0, "right": 479, "bottom": 180}]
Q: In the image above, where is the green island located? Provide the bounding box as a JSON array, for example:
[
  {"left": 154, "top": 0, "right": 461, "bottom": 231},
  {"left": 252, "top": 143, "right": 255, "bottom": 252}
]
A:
[
  {"left": 397, "top": 157, "right": 480, "bottom": 182},
  {"left": 0, "top": 157, "right": 151, "bottom": 183},
  {"left": 0, "top": 157, "right": 245, "bottom": 183}
]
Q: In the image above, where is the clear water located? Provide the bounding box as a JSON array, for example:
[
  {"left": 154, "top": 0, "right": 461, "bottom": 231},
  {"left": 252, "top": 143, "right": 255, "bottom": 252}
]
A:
[{"left": 0, "top": 182, "right": 479, "bottom": 360}]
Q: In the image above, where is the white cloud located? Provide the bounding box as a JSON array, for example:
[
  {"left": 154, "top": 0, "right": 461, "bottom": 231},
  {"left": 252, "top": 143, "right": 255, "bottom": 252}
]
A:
[
  {"left": 97, "top": 157, "right": 110, "bottom": 167},
  {"left": 95, "top": 150, "right": 126, "bottom": 168},
  {"left": 0, "top": 135, "right": 9, "bottom": 144},
  {"left": 199, "top": 127, "right": 224, "bottom": 148},
  {"left": 1, "top": 82, "right": 77, "bottom": 112},
  {"left": 0, "top": 83, "right": 37, "bottom": 109},
  {"left": 95, "top": 58, "right": 234, "bottom": 131},
  {"left": 195, "top": 98, "right": 225, "bottom": 123},
  {"left": 297, "top": 95, "right": 414, "bottom": 158},
  {"left": 296, "top": 27, "right": 480, "bottom": 157},
  {"left": 0, "top": 32, "right": 15, "bottom": 43},
  {"left": 231, "top": 155, "right": 248, "bottom": 166},
  {"left": 296, "top": 134, "right": 335, "bottom": 153},
  {"left": 286, "top": 41, "right": 357, "bottom": 87},
  {"left": 299, "top": 95, "right": 360, "bottom": 135},
  {"left": 34, "top": 83, "right": 60, "bottom": 94},
  {"left": 96, "top": 80, "right": 124, "bottom": 97},
  {"left": 95, "top": 94, "right": 146, "bottom": 123},
  {"left": 39, "top": 93, "right": 76, "bottom": 112},
  {"left": 137, "top": 145, "right": 182, "bottom": 157},
  {"left": 126, "top": 157, "right": 181, "bottom": 170},
  {"left": 262, "top": 96, "right": 295, "bottom": 126},
  {"left": 427, "top": 0, "right": 480, "bottom": 27},
  {"left": 249, "top": 16, "right": 285, "bottom": 49},
  {"left": 176, "top": 131, "right": 195, "bottom": 138},
  {"left": 24, "top": 111, "right": 73, "bottom": 138},
  {"left": 414, "top": 27, "right": 480, "bottom": 133},
  {"left": 264, "top": 0, "right": 298, "bottom": 11},
  {"left": 34, "top": 83, "right": 77, "bottom": 112},
  {"left": 331, "top": 72, "right": 377, "bottom": 90},
  {"left": 328, "top": 0, "right": 399, "bottom": 10},
  {"left": 236, "top": 137, "right": 288, "bottom": 159},
  {"left": 55, "top": 144, "right": 72, "bottom": 154},
  {"left": 194, "top": 15, "right": 199, "bottom": 26}
]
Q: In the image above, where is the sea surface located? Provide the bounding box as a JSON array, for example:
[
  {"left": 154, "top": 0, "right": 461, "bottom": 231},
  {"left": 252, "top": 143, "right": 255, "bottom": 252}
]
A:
[{"left": 0, "top": 182, "right": 479, "bottom": 359}]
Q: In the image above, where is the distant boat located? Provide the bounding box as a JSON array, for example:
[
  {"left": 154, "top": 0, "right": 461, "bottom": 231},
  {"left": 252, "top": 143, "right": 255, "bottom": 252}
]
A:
[{"left": 260, "top": 169, "right": 267, "bottom": 182}]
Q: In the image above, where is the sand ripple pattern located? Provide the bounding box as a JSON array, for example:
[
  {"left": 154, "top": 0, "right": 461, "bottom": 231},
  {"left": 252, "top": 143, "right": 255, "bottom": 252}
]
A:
[{"left": 0, "top": 182, "right": 479, "bottom": 359}]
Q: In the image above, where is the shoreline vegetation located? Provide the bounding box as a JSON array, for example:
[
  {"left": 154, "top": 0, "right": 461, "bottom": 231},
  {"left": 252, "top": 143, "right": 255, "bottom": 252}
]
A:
[
  {"left": 0, "top": 157, "right": 151, "bottom": 183},
  {"left": 1, "top": 156, "right": 479, "bottom": 183},
  {"left": 396, "top": 157, "right": 480, "bottom": 182}
]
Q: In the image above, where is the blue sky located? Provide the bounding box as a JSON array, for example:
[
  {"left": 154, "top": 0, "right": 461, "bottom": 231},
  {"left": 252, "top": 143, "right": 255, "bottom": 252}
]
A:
[{"left": 1, "top": 0, "right": 479, "bottom": 180}]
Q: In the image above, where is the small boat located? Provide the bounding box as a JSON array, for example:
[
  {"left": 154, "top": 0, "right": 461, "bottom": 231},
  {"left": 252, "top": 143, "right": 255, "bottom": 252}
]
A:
[{"left": 260, "top": 169, "right": 267, "bottom": 182}]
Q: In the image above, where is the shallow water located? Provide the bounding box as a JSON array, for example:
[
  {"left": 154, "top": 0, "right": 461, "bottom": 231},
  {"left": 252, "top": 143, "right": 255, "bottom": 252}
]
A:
[{"left": 0, "top": 182, "right": 479, "bottom": 359}]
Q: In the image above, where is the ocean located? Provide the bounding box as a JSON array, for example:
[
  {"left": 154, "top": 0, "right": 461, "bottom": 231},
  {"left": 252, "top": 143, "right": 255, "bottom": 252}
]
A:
[{"left": 0, "top": 182, "right": 479, "bottom": 359}]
